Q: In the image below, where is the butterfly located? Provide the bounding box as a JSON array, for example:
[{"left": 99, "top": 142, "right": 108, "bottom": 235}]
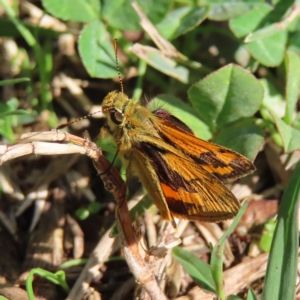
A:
[{"left": 101, "top": 90, "right": 255, "bottom": 228}]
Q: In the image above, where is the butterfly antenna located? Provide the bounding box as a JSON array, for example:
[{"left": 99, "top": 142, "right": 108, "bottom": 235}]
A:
[
  {"left": 56, "top": 110, "right": 102, "bottom": 129},
  {"left": 114, "top": 39, "right": 124, "bottom": 94}
]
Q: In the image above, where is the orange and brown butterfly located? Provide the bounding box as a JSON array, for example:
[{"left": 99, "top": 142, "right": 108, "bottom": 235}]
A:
[
  {"left": 100, "top": 42, "right": 255, "bottom": 229},
  {"left": 101, "top": 93, "right": 255, "bottom": 229}
]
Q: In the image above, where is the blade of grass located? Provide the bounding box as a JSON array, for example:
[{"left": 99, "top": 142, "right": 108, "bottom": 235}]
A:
[
  {"left": 210, "top": 201, "right": 248, "bottom": 299},
  {"left": 0, "top": 110, "right": 30, "bottom": 117},
  {"left": 59, "top": 258, "right": 88, "bottom": 269},
  {"left": 262, "top": 161, "right": 300, "bottom": 300},
  {"left": 172, "top": 246, "right": 217, "bottom": 294},
  {"left": 0, "top": 77, "right": 30, "bottom": 86},
  {"left": 41, "top": 37, "right": 57, "bottom": 127},
  {"left": 284, "top": 51, "right": 300, "bottom": 125},
  {"left": 26, "top": 268, "right": 70, "bottom": 300},
  {"left": 133, "top": 59, "right": 147, "bottom": 101},
  {"left": 0, "top": 0, "right": 35, "bottom": 46}
]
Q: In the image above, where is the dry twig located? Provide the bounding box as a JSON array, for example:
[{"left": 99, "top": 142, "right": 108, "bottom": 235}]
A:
[{"left": 1, "top": 130, "right": 168, "bottom": 299}]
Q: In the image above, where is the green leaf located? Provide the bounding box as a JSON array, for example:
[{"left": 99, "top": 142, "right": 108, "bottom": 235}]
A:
[
  {"left": 201, "top": 0, "right": 263, "bottom": 21},
  {"left": 75, "top": 208, "right": 90, "bottom": 220},
  {"left": 150, "top": 94, "right": 212, "bottom": 140},
  {"left": 240, "top": 0, "right": 294, "bottom": 42},
  {"left": 213, "top": 118, "right": 264, "bottom": 161},
  {"left": 0, "top": 121, "right": 14, "bottom": 137},
  {"left": 41, "top": 0, "right": 100, "bottom": 22},
  {"left": 262, "top": 161, "right": 300, "bottom": 300},
  {"left": 0, "top": 110, "right": 30, "bottom": 117},
  {"left": 97, "top": 136, "right": 118, "bottom": 155},
  {"left": 78, "top": 20, "right": 119, "bottom": 78},
  {"left": 247, "top": 288, "right": 258, "bottom": 300},
  {"left": 294, "top": 111, "right": 300, "bottom": 130},
  {"left": 288, "top": 31, "right": 300, "bottom": 56},
  {"left": 130, "top": 45, "right": 189, "bottom": 83},
  {"left": 260, "top": 78, "right": 285, "bottom": 120},
  {"left": 245, "top": 24, "right": 287, "bottom": 43},
  {"left": 0, "top": 99, "right": 20, "bottom": 142},
  {"left": 230, "top": 3, "right": 272, "bottom": 38},
  {"left": 270, "top": 112, "right": 300, "bottom": 152},
  {"left": 284, "top": 51, "right": 300, "bottom": 124},
  {"left": 87, "top": 202, "right": 101, "bottom": 214},
  {"left": 102, "top": 0, "right": 172, "bottom": 31},
  {"left": 157, "top": 6, "right": 209, "bottom": 40},
  {"left": 188, "top": 64, "right": 263, "bottom": 132},
  {"left": 246, "top": 30, "right": 288, "bottom": 67},
  {"left": 230, "top": 0, "right": 290, "bottom": 67},
  {"left": 172, "top": 246, "right": 217, "bottom": 294},
  {"left": 156, "top": 6, "right": 191, "bottom": 39},
  {"left": 228, "top": 296, "right": 243, "bottom": 300},
  {"left": 260, "top": 219, "right": 276, "bottom": 252}
]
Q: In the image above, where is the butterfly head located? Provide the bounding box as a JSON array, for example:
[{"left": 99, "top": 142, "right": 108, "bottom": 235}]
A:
[{"left": 102, "top": 91, "right": 131, "bottom": 126}]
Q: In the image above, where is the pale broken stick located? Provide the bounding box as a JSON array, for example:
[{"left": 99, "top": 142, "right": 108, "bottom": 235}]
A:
[
  {"left": 131, "top": 1, "right": 202, "bottom": 70},
  {"left": 0, "top": 130, "right": 167, "bottom": 300},
  {"left": 131, "top": 1, "right": 179, "bottom": 58}
]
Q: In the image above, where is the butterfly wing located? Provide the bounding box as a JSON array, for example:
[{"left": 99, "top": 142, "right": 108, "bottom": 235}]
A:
[
  {"left": 130, "top": 141, "right": 240, "bottom": 223},
  {"left": 151, "top": 117, "right": 255, "bottom": 183}
]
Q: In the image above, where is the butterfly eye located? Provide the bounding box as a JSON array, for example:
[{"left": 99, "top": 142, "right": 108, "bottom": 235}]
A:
[{"left": 110, "top": 109, "right": 124, "bottom": 124}]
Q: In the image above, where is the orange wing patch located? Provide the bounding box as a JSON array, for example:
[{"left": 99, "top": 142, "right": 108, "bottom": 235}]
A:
[
  {"left": 130, "top": 138, "right": 241, "bottom": 222},
  {"left": 152, "top": 117, "right": 255, "bottom": 183},
  {"left": 159, "top": 152, "right": 240, "bottom": 222},
  {"left": 161, "top": 183, "right": 238, "bottom": 222}
]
